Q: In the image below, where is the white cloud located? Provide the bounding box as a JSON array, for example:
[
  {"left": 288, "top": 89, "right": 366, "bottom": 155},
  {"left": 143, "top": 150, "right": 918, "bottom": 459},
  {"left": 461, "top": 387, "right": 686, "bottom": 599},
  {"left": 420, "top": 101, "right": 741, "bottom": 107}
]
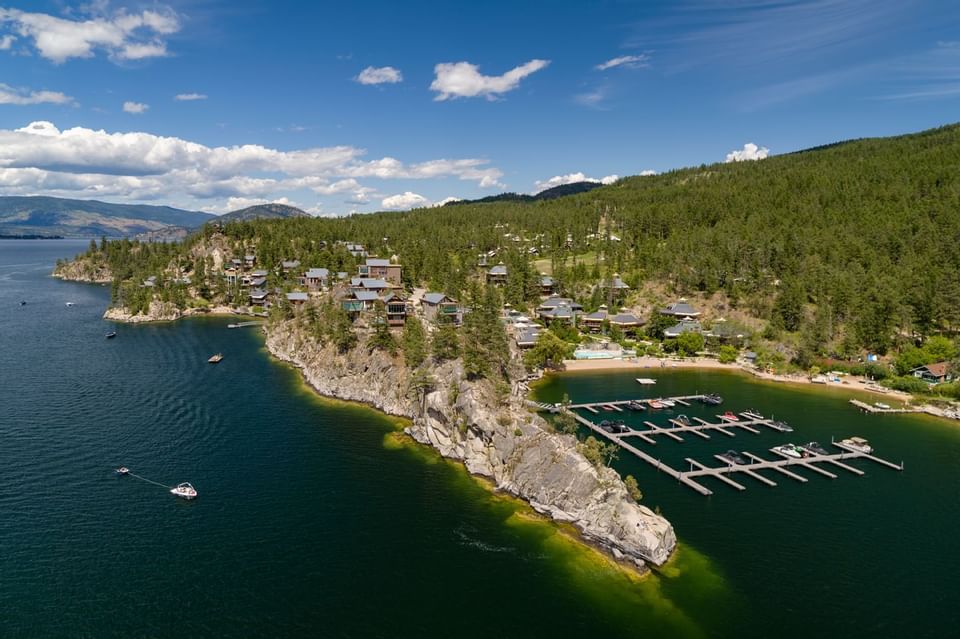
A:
[
  {"left": 355, "top": 66, "right": 402, "bottom": 85},
  {"left": 0, "top": 6, "right": 180, "bottom": 63},
  {"left": 433, "top": 196, "right": 461, "bottom": 207},
  {"left": 574, "top": 85, "right": 610, "bottom": 109},
  {"left": 122, "top": 101, "right": 148, "bottom": 114},
  {"left": 175, "top": 93, "right": 207, "bottom": 101},
  {"left": 595, "top": 54, "right": 650, "bottom": 71},
  {"left": 0, "top": 120, "right": 503, "bottom": 212},
  {"left": 430, "top": 59, "right": 549, "bottom": 100},
  {"left": 725, "top": 143, "right": 770, "bottom": 162},
  {"left": 533, "top": 172, "right": 619, "bottom": 193},
  {"left": 381, "top": 191, "right": 430, "bottom": 210},
  {"left": 0, "top": 83, "right": 73, "bottom": 105},
  {"left": 0, "top": 34, "right": 14, "bottom": 49},
  {"left": 639, "top": 169, "right": 657, "bottom": 176}
]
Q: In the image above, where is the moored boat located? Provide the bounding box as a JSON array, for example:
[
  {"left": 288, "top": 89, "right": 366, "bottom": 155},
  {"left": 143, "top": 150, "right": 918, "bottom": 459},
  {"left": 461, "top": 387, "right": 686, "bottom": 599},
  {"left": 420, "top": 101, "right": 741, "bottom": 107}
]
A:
[
  {"left": 660, "top": 399, "right": 676, "bottom": 408},
  {"left": 700, "top": 393, "right": 723, "bottom": 406},
  {"left": 772, "top": 444, "right": 804, "bottom": 458},
  {"left": 874, "top": 402, "right": 891, "bottom": 410},
  {"left": 674, "top": 414, "right": 691, "bottom": 426},
  {"left": 840, "top": 437, "right": 873, "bottom": 454},
  {"left": 719, "top": 450, "right": 748, "bottom": 465},
  {"left": 648, "top": 400, "right": 666, "bottom": 409},
  {"left": 770, "top": 420, "right": 794, "bottom": 432},
  {"left": 720, "top": 411, "right": 739, "bottom": 422},
  {"left": 626, "top": 400, "right": 647, "bottom": 411},
  {"left": 170, "top": 482, "right": 198, "bottom": 500},
  {"left": 803, "top": 442, "right": 830, "bottom": 455}
]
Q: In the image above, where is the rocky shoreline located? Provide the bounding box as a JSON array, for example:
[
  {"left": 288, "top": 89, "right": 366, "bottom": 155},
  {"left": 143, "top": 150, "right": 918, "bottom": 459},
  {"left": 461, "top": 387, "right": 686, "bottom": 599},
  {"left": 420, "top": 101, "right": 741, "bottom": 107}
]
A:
[{"left": 264, "top": 320, "right": 676, "bottom": 569}]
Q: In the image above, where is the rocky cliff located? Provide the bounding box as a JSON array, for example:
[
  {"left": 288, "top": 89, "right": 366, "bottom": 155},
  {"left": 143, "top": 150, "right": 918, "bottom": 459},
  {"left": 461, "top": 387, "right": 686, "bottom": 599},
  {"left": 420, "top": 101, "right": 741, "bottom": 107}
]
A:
[
  {"left": 52, "top": 257, "right": 112, "bottom": 284},
  {"left": 265, "top": 319, "right": 676, "bottom": 568}
]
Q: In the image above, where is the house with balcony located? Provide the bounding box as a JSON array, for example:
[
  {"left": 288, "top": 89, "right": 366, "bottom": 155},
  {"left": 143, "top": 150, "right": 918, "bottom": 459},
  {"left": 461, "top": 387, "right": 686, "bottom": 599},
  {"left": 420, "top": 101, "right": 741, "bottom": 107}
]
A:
[
  {"left": 358, "top": 258, "right": 402, "bottom": 285},
  {"left": 303, "top": 268, "right": 330, "bottom": 291},
  {"left": 581, "top": 305, "right": 609, "bottom": 333},
  {"left": 540, "top": 275, "right": 556, "bottom": 296},
  {"left": 421, "top": 293, "right": 462, "bottom": 324},
  {"left": 487, "top": 262, "right": 508, "bottom": 285},
  {"left": 660, "top": 299, "right": 701, "bottom": 318}
]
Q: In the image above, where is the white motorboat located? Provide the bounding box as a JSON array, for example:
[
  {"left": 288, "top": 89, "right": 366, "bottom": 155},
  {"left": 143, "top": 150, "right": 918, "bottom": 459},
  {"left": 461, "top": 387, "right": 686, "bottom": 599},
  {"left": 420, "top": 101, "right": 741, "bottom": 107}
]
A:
[
  {"left": 170, "top": 482, "right": 198, "bottom": 500},
  {"left": 772, "top": 444, "right": 803, "bottom": 459},
  {"left": 840, "top": 437, "right": 873, "bottom": 454},
  {"left": 65, "top": 301, "right": 75, "bottom": 307},
  {"left": 635, "top": 378, "right": 657, "bottom": 385}
]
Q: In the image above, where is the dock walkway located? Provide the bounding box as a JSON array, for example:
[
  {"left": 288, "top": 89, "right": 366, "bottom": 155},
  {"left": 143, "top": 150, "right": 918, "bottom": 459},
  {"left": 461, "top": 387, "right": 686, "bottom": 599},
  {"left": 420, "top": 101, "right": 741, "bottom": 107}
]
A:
[{"left": 561, "top": 398, "right": 904, "bottom": 497}]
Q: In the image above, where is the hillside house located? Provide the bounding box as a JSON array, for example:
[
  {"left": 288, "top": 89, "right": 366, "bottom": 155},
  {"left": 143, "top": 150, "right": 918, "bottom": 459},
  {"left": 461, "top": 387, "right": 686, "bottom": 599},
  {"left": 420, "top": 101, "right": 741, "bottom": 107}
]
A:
[
  {"left": 303, "top": 268, "right": 330, "bottom": 291},
  {"left": 540, "top": 275, "right": 556, "bottom": 296},
  {"left": 664, "top": 319, "right": 703, "bottom": 338},
  {"left": 581, "top": 305, "right": 609, "bottom": 333},
  {"left": 609, "top": 310, "right": 643, "bottom": 334},
  {"left": 421, "top": 293, "right": 462, "bottom": 324},
  {"left": 358, "top": 258, "right": 402, "bottom": 285},
  {"left": 660, "top": 299, "right": 701, "bottom": 318},
  {"left": 286, "top": 292, "right": 308, "bottom": 305},
  {"left": 487, "top": 263, "right": 508, "bottom": 285},
  {"left": 281, "top": 260, "right": 301, "bottom": 273}
]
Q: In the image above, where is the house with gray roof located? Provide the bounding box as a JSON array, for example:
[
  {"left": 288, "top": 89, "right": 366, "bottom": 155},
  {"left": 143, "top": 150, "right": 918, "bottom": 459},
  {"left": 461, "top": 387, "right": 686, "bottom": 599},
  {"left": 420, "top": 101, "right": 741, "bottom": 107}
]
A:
[
  {"left": 302, "top": 268, "right": 330, "bottom": 291},
  {"left": 487, "top": 262, "right": 508, "bottom": 285},
  {"left": 609, "top": 310, "right": 643, "bottom": 333},
  {"left": 664, "top": 319, "right": 703, "bottom": 338},
  {"left": 540, "top": 275, "right": 556, "bottom": 296},
  {"left": 286, "top": 291, "right": 308, "bottom": 305},
  {"left": 515, "top": 326, "right": 542, "bottom": 348},
  {"left": 281, "top": 260, "right": 301, "bottom": 273},
  {"left": 660, "top": 299, "right": 701, "bottom": 318},
  {"left": 358, "top": 257, "right": 402, "bottom": 285},
  {"left": 581, "top": 305, "right": 609, "bottom": 332},
  {"left": 421, "top": 292, "right": 461, "bottom": 324}
]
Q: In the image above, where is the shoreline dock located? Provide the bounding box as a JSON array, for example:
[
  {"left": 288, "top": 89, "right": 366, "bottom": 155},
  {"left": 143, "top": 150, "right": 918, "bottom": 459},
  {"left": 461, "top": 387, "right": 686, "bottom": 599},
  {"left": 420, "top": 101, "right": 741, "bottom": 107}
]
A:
[{"left": 562, "top": 395, "right": 904, "bottom": 497}]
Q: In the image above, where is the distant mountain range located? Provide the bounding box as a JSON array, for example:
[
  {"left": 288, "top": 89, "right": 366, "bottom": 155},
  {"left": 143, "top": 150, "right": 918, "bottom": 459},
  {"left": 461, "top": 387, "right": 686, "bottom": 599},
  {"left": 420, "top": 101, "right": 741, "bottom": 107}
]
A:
[
  {"left": 0, "top": 197, "right": 312, "bottom": 239},
  {"left": 445, "top": 181, "right": 605, "bottom": 206},
  {"left": 0, "top": 196, "right": 213, "bottom": 238}
]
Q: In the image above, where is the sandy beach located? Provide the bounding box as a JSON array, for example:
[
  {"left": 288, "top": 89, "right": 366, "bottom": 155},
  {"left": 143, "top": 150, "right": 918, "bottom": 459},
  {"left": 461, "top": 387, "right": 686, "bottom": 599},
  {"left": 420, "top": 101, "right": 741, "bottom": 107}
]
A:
[{"left": 561, "top": 356, "right": 915, "bottom": 403}]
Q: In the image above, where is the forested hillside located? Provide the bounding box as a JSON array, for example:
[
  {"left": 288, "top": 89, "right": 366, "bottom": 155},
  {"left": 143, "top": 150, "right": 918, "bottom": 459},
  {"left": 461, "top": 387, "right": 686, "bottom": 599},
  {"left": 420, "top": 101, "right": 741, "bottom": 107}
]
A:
[{"left": 76, "top": 123, "right": 960, "bottom": 360}]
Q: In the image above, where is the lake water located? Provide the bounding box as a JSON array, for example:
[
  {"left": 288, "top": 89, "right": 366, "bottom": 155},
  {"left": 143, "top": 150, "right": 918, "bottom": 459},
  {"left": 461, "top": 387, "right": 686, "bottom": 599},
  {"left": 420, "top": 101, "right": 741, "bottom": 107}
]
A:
[{"left": 1, "top": 240, "right": 957, "bottom": 637}]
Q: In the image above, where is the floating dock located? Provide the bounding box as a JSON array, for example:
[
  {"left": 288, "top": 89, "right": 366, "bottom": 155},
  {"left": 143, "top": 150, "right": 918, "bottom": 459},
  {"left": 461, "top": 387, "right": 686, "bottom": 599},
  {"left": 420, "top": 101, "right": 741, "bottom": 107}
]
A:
[
  {"left": 562, "top": 397, "right": 904, "bottom": 497},
  {"left": 849, "top": 399, "right": 921, "bottom": 414}
]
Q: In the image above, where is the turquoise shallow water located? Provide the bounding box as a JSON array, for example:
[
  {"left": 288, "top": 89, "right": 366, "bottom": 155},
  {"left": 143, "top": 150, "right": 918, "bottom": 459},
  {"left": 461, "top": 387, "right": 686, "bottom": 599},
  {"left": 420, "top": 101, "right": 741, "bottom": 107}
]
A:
[{"left": 1, "top": 240, "right": 957, "bottom": 637}]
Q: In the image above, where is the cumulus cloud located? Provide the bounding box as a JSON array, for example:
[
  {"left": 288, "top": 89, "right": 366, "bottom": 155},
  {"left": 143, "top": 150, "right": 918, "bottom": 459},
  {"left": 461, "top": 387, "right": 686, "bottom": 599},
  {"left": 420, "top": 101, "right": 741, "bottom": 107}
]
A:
[
  {"left": 0, "top": 120, "right": 503, "bottom": 211},
  {"left": 0, "top": 83, "right": 72, "bottom": 105},
  {"left": 725, "top": 142, "right": 770, "bottom": 162},
  {"left": 381, "top": 191, "right": 430, "bottom": 210},
  {"left": 122, "top": 101, "right": 148, "bottom": 114},
  {"left": 433, "top": 196, "right": 461, "bottom": 207},
  {"left": 533, "top": 172, "right": 619, "bottom": 193},
  {"left": 175, "top": 93, "right": 207, "bottom": 101},
  {"left": 595, "top": 54, "right": 650, "bottom": 71},
  {"left": 355, "top": 66, "right": 402, "bottom": 85},
  {"left": 0, "top": 6, "right": 180, "bottom": 63},
  {"left": 640, "top": 169, "right": 657, "bottom": 176},
  {"left": 0, "top": 34, "right": 13, "bottom": 49},
  {"left": 430, "top": 59, "right": 549, "bottom": 100}
]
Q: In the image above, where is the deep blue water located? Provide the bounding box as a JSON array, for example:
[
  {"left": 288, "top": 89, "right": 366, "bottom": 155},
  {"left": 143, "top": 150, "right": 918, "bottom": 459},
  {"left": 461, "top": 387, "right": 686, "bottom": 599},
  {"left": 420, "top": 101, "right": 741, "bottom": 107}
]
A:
[{"left": 1, "top": 240, "right": 957, "bottom": 638}]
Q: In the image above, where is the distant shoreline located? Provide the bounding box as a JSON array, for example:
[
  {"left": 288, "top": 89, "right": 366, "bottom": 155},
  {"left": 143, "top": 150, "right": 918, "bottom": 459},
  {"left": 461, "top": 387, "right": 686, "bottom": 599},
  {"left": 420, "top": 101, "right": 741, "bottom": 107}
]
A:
[{"left": 0, "top": 234, "right": 67, "bottom": 240}]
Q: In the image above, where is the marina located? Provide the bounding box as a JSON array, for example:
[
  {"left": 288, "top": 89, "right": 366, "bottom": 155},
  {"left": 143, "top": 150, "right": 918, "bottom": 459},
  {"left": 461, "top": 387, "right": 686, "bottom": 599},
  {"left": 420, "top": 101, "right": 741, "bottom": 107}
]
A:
[{"left": 563, "top": 394, "right": 904, "bottom": 497}]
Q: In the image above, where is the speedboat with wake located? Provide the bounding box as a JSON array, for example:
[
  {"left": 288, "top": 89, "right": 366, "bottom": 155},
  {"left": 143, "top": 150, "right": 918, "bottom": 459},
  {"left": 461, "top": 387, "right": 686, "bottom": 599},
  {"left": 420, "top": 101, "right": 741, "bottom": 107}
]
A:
[
  {"left": 115, "top": 466, "right": 130, "bottom": 476},
  {"left": 170, "top": 483, "right": 198, "bottom": 500}
]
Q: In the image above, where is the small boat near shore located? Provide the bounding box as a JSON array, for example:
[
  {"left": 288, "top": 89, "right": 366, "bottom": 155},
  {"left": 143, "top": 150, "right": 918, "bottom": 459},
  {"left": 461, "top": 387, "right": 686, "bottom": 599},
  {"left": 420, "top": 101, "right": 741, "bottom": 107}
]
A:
[
  {"left": 626, "top": 400, "right": 647, "bottom": 411},
  {"left": 635, "top": 378, "right": 657, "bottom": 385},
  {"left": 105, "top": 331, "right": 117, "bottom": 339},
  {"left": 874, "top": 402, "right": 891, "bottom": 410},
  {"left": 170, "top": 482, "right": 198, "bottom": 500},
  {"left": 208, "top": 353, "right": 223, "bottom": 363},
  {"left": 660, "top": 399, "right": 676, "bottom": 408},
  {"left": 720, "top": 411, "right": 739, "bottom": 422},
  {"left": 648, "top": 400, "right": 666, "bottom": 409}
]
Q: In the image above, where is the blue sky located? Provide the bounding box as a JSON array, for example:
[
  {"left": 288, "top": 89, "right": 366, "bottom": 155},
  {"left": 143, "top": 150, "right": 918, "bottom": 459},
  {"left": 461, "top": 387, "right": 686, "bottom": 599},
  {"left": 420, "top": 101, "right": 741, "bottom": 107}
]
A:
[{"left": 0, "top": 0, "right": 958, "bottom": 214}]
